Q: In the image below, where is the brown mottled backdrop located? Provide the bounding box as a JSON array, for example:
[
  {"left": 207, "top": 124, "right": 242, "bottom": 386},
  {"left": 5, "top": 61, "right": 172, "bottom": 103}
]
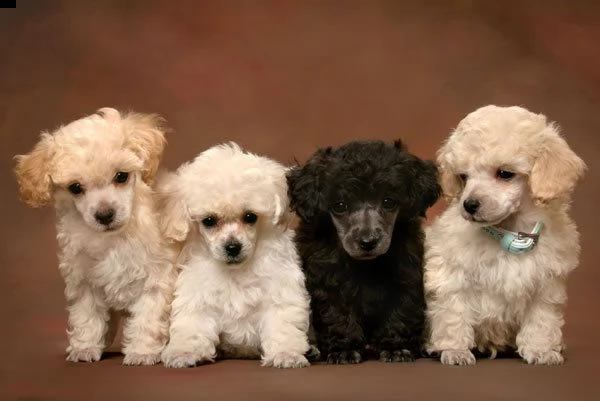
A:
[{"left": 1, "top": 1, "right": 599, "bottom": 400}]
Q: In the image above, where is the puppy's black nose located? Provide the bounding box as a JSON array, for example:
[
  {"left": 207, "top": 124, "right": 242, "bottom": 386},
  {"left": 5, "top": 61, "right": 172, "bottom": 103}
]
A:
[
  {"left": 225, "top": 241, "right": 242, "bottom": 257},
  {"left": 359, "top": 237, "right": 379, "bottom": 252},
  {"left": 94, "top": 208, "right": 115, "bottom": 225},
  {"left": 463, "top": 199, "right": 481, "bottom": 215}
]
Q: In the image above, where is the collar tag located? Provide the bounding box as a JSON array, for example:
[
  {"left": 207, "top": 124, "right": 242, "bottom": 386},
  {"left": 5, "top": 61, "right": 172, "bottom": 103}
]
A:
[{"left": 482, "top": 222, "right": 544, "bottom": 255}]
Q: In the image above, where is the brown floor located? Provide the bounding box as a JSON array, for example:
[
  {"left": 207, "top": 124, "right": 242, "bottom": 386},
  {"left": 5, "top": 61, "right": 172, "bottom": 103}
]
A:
[{"left": 1, "top": 1, "right": 599, "bottom": 400}]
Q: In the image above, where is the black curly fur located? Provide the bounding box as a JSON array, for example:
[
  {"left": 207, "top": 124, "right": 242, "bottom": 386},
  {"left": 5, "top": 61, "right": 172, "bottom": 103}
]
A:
[{"left": 288, "top": 140, "right": 440, "bottom": 364}]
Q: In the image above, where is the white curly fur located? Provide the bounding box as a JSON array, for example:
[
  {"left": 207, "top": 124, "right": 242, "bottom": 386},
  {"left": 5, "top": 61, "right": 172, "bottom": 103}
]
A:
[
  {"left": 425, "top": 105, "right": 586, "bottom": 366},
  {"left": 159, "top": 142, "right": 311, "bottom": 369},
  {"left": 14, "top": 108, "right": 177, "bottom": 365}
]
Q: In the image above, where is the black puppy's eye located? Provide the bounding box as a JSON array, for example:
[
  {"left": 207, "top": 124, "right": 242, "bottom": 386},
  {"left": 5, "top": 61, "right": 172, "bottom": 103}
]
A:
[
  {"left": 67, "top": 182, "right": 84, "bottom": 195},
  {"left": 243, "top": 212, "right": 258, "bottom": 225},
  {"left": 202, "top": 215, "right": 218, "bottom": 228},
  {"left": 331, "top": 201, "right": 348, "bottom": 214},
  {"left": 114, "top": 171, "right": 129, "bottom": 184},
  {"left": 382, "top": 198, "right": 398, "bottom": 210},
  {"left": 458, "top": 173, "right": 468, "bottom": 182},
  {"left": 496, "top": 169, "right": 515, "bottom": 180}
]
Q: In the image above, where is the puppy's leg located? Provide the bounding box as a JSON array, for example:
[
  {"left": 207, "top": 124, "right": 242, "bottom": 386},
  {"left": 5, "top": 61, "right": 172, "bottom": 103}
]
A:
[
  {"left": 65, "top": 282, "right": 110, "bottom": 363},
  {"left": 161, "top": 303, "right": 219, "bottom": 368},
  {"left": 313, "top": 303, "right": 365, "bottom": 365},
  {"left": 260, "top": 303, "right": 310, "bottom": 369},
  {"left": 373, "top": 304, "right": 424, "bottom": 363},
  {"left": 121, "top": 284, "right": 172, "bottom": 366},
  {"left": 516, "top": 279, "right": 566, "bottom": 365},
  {"left": 426, "top": 293, "right": 476, "bottom": 366}
]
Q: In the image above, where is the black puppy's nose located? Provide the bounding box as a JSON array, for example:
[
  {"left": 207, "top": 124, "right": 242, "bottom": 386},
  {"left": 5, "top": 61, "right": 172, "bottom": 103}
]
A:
[
  {"left": 463, "top": 199, "right": 481, "bottom": 215},
  {"left": 359, "top": 237, "right": 379, "bottom": 252},
  {"left": 94, "top": 208, "right": 115, "bottom": 225},
  {"left": 225, "top": 241, "right": 242, "bottom": 257}
]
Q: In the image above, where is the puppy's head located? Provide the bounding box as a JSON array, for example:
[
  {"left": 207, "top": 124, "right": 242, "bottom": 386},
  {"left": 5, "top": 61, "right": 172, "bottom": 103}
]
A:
[
  {"left": 438, "top": 105, "right": 586, "bottom": 225},
  {"left": 288, "top": 140, "right": 440, "bottom": 260},
  {"left": 14, "top": 108, "right": 167, "bottom": 233},
  {"left": 159, "top": 142, "right": 291, "bottom": 267}
]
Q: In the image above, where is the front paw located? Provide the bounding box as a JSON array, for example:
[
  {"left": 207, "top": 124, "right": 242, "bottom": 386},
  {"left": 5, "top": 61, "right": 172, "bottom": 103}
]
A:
[
  {"left": 440, "top": 349, "right": 476, "bottom": 366},
  {"left": 161, "top": 349, "right": 214, "bottom": 368},
  {"left": 123, "top": 353, "right": 161, "bottom": 366},
  {"left": 66, "top": 347, "right": 103, "bottom": 363},
  {"left": 519, "top": 348, "right": 563, "bottom": 365},
  {"left": 326, "top": 350, "right": 362, "bottom": 365},
  {"left": 306, "top": 344, "right": 321, "bottom": 361},
  {"left": 262, "top": 351, "right": 310, "bottom": 369},
  {"left": 379, "top": 349, "right": 415, "bottom": 363}
]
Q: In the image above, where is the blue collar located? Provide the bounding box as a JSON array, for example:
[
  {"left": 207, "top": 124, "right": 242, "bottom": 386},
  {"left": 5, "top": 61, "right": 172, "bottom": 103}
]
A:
[{"left": 481, "top": 222, "right": 544, "bottom": 255}]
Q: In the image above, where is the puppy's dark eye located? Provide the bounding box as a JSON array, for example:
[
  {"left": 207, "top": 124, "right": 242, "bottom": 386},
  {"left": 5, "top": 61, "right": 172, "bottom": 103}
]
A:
[
  {"left": 67, "top": 182, "right": 84, "bottom": 195},
  {"left": 458, "top": 173, "right": 468, "bottom": 182},
  {"left": 382, "top": 198, "right": 398, "bottom": 210},
  {"left": 202, "top": 216, "right": 218, "bottom": 228},
  {"left": 496, "top": 169, "right": 515, "bottom": 180},
  {"left": 243, "top": 212, "right": 258, "bottom": 225},
  {"left": 331, "top": 201, "right": 348, "bottom": 215},
  {"left": 114, "top": 171, "right": 129, "bottom": 184}
]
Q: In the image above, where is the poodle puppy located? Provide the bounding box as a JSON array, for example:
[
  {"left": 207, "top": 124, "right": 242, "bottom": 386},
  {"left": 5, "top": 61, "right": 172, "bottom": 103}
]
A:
[
  {"left": 287, "top": 140, "right": 440, "bottom": 364},
  {"left": 14, "top": 108, "right": 177, "bottom": 365},
  {"left": 425, "top": 105, "right": 586, "bottom": 365},
  {"left": 159, "top": 142, "right": 311, "bottom": 369}
]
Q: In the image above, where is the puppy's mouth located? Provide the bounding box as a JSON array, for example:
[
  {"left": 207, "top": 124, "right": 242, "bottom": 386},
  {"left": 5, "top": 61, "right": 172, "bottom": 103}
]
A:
[
  {"left": 352, "top": 253, "right": 379, "bottom": 260},
  {"left": 226, "top": 257, "right": 245, "bottom": 265},
  {"left": 463, "top": 214, "right": 506, "bottom": 227}
]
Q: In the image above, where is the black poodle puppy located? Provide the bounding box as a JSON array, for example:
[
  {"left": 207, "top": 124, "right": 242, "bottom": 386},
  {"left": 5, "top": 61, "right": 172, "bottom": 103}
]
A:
[{"left": 288, "top": 140, "right": 440, "bottom": 364}]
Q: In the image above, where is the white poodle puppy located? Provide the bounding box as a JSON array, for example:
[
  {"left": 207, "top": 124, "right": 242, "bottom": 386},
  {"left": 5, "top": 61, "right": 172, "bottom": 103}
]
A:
[
  {"left": 425, "top": 105, "right": 586, "bottom": 366},
  {"left": 14, "top": 108, "right": 177, "bottom": 365},
  {"left": 159, "top": 142, "right": 310, "bottom": 369}
]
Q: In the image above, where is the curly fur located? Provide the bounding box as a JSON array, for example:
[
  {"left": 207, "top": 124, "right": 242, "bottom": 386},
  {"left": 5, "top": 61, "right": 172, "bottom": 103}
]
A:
[
  {"left": 425, "top": 105, "right": 586, "bottom": 365},
  {"left": 159, "top": 142, "right": 311, "bottom": 369},
  {"left": 13, "top": 108, "right": 177, "bottom": 365},
  {"left": 288, "top": 140, "right": 440, "bottom": 364}
]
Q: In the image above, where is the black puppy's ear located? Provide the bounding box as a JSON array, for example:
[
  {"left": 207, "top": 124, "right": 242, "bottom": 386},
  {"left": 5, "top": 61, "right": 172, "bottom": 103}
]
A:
[
  {"left": 287, "top": 147, "right": 332, "bottom": 223},
  {"left": 409, "top": 159, "right": 441, "bottom": 217}
]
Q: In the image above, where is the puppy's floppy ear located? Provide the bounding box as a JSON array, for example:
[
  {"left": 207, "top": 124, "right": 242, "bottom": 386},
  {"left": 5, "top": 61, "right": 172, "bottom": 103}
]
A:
[
  {"left": 436, "top": 139, "right": 462, "bottom": 200},
  {"left": 155, "top": 171, "right": 192, "bottom": 242},
  {"left": 287, "top": 147, "right": 332, "bottom": 223},
  {"left": 271, "top": 168, "right": 294, "bottom": 226},
  {"left": 530, "top": 124, "right": 586, "bottom": 205},
  {"left": 410, "top": 159, "right": 442, "bottom": 217},
  {"left": 14, "top": 133, "right": 55, "bottom": 208},
  {"left": 102, "top": 107, "right": 168, "bottom": 184}
]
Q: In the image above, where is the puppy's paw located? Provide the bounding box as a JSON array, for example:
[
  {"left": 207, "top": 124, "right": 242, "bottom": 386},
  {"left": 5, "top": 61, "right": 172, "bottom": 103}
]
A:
[
  {"left": 326, "top": 350, "right": 362, "bottom": 365},
  {"left": 306, "top": 344, "right": 321, "bottom": 361},
  {"left": 379, "top": 349, "right": 415, "bottom": 363},
  {"left": 161, "top": 350, "right": 214, "bottom": 368},
  {"left": 520, "top": 348, "right": 563, "bottom": 365},
  {"left": 123, "top": 353, "right": 161, "bottom": 366},
  {"left": 66, "top": 347, "right": 103, "bottom": 363},
  {"left": 440, "top": 349, "right": 476, "bottom": 366},
  {"left": 262, "top": 352, "right": 310, "bottom": 369}
]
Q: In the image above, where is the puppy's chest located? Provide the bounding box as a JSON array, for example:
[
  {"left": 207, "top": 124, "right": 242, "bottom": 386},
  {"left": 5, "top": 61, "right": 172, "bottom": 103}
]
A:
[
  {"left": 463, "top": 251, "right": 541, "bottom": 299},
  {"left": 82, "top": 241, "right": 148, "bottom": 309},
  {"left": 211, "top": 275, "right": 266, "bottom": 323}
]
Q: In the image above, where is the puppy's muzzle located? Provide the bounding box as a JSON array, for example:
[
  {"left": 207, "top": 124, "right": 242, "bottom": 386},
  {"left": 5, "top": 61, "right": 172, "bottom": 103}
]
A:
[
  {"left": 463, "top": 199, "right": 481, "bottom": 215},
  {"left": 224, "top": 239, "right": 244, "bottom": 264},
  {"left": 358, "top": 234, "right": 380, "bottom": 252},
  {"left": 94, "top": 208, "right": 115, "bottom": 226}
]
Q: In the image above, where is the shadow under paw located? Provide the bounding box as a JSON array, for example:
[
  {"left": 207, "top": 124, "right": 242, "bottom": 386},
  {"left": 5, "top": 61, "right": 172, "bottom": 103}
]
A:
[{"left": 326, "top": 350, "right": 362, "bottom": 365}]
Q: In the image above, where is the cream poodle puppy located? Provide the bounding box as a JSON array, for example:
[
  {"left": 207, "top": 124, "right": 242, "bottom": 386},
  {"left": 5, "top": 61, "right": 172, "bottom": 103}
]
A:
[
  {"left": 14, "top": 108, "right": 177, "bottom": 365},
  {"left": 159, "top": 142, "right": 311, "bottom": 369},
  {"left": 425, "top": 105, "right": 586, "bottom": 366}
]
